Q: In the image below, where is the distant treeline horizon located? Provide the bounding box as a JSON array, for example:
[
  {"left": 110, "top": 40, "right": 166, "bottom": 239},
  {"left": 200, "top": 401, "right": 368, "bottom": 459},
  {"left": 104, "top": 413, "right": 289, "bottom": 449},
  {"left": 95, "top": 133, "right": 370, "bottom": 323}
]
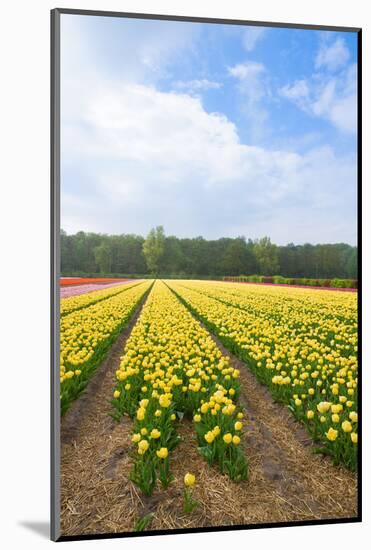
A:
[{"left": 60, "top": 229, "right": 357, "bottom": 280}]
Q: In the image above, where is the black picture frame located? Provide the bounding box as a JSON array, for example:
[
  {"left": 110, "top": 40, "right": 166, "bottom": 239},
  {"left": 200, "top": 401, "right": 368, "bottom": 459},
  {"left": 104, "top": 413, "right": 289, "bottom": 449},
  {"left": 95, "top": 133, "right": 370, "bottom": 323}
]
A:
[{"left": 51, "top": 7, "right": 362, "bottom": 542}]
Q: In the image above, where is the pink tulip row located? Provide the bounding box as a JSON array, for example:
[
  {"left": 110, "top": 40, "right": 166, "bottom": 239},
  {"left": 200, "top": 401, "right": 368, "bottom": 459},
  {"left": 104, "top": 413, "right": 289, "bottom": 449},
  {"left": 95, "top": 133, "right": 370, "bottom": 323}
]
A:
[{"left": 60, "top": 280, "right": 137, "bottom": 299}]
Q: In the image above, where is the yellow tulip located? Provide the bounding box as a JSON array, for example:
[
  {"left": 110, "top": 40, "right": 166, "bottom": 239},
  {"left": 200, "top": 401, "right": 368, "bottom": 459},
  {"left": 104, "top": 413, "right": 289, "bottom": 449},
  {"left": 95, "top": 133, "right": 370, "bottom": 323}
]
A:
[
  {"left": 150, "top": 428, "right": 161, "bottom": 439},
  {"left": 317, "top": 402, "right": 331, "bottom": 414},
  {"left": 204, "top": 431, "right": 215, "bottom": 444},
  {"left": 156, "top": 447, "right": 168, "bottom": 459},
  {"left": 138, "top": 439, "right": 149, "bottom": 454},
  {"left": 342, "top": 420, "right": 352, "bottom": 433},
  {"left": 184, "top": 472, "right": 196, "bottom": 487},
  {"left": 326, "top": 428, "right": 338, "bottom": 441},
  {"left": 136, "top": 407, "right": 145, "bottom": 421}
]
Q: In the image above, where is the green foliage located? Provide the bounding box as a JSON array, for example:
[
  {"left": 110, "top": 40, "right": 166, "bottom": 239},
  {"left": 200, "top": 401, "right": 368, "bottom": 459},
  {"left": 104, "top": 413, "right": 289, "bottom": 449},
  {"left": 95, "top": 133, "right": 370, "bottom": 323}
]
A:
[
  {"left": 94, "top": 243, "right": 111, "bottom": 273},
  {"left": 61, "top": 229, "right": 357, "bottom": 280},
  {"left": 273, "top": 275, "right": 286, "bottom": 284},
  {"left": 222, "top": 237, "right": 256, "bottom": 276},
  {"left": 142, "top": 226, "right": 165, "bottom": 275},
  {"left": 253, "top": 237, "right": 279, "bottom": 275},
  {"left": 183, "top": 488, "right": 199, "bottom": 514},
  {"left": 247, "top": 274, "right": 263, "bottom": 282},
  {"left": 331, "top": 278, "right": 357, "bottom": 288},
  {"left": 134, "top": 513, "right": 154, "bottom": 532},
  {"left": 225, "top": 275, "right": 357, "bottom": 289}
]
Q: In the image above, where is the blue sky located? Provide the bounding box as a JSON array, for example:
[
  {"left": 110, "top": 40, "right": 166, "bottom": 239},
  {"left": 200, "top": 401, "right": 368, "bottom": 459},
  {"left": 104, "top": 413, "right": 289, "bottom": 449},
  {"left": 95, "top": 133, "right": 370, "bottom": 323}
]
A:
[{"left": 61, "top": 14, "right": 358, "bottom": 245}]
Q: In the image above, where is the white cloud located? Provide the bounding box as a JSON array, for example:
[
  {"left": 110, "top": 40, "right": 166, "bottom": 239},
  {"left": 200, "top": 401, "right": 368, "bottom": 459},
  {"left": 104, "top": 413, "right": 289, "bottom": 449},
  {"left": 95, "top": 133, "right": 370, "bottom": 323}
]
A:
[
  {"left": 62, "top": 80, "right": 356, "bottom": 243},
  {"left": 279, "top": 64, "right": 357, "bottom": 133},
  {"left": 311, "top": 80, "right": 337, "bottom": 116},
  {"left": 173, "top": 79, "right": 222, "bottom": 93},
  {"left": 242, "top": 27, "right": 266, "bottom": 52},
  {"left": 315, "top": 37, "right": 350, "bottom": 71},
  {"left": 228, "top": 61, "right": 267, "bottom": 108},
  {"left": 60, "top": 13, "right": 200, "bottom": 88},
  {"left": 228, "top": 61, "right": 270, "bottom": 141},
  {"left": 228, "top": 61, "right": 265, "bottom": 82},
  {"left": 280, "top": 79, "right": 309, "bottom": 101},
  {"left": 60, "top": 16, "right": 356, "bottom": 244},
  {"left": 279, "top": 35, "right": 356, "bottom": 133},
  {"left": 329, "top": 93, "right": 357, "bottom": 134}
]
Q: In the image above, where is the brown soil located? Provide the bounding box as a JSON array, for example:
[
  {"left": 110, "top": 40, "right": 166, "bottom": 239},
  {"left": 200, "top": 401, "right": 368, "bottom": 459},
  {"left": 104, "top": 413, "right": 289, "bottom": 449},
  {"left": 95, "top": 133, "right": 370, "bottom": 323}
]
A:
[{"left": 60, "top": 299, "right": 357, "bottom": 537}]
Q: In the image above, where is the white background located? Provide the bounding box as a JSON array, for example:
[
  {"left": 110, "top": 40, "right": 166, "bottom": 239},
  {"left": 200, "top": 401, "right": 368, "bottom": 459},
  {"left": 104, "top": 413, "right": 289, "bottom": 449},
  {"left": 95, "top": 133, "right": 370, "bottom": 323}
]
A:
[{"left": 0, "top": 0, "right": 369, "bottom": 548}]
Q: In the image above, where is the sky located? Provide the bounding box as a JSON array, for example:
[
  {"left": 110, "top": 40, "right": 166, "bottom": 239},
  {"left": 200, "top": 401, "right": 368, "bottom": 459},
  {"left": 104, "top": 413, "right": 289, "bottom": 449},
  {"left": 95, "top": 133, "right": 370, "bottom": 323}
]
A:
[{"left": 60, "top": 14, "right": 358, "bottom": 245}]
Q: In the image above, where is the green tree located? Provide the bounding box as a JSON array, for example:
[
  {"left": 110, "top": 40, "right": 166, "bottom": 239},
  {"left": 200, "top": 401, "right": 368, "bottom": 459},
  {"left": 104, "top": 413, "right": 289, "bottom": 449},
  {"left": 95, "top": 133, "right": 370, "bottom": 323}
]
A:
[
  {"left": 94, "top": 243, "right": 112, "bottom": 273},
  {"left": 60, "top": 228, "right": 357, "bottom": 280},
  {"left": 343, "top": 246, "right": 357, "bottom": 278},
  {"left": 253, "top": 236, "right": 279, "bottom": 275},
  {"left": 222, "top": 237, "right": 250, "bottom": 276},
  {"left": 161, "top": 236, "right": 185, "bottom": 275},
  {"left": 142, "top": 226, "right": 165, "bottom": 275}
]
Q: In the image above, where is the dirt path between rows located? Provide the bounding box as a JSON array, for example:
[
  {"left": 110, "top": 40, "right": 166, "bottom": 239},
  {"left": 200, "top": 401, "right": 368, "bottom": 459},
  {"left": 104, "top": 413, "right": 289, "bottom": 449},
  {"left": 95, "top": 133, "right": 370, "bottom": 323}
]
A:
[{"left": 60, "top": 296, "right": 357, "bottom": 537}]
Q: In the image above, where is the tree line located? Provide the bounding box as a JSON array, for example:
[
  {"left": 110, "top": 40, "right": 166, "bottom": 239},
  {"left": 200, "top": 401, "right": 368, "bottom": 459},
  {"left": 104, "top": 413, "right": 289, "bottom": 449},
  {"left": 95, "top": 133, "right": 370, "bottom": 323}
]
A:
[{"left": 60, "top": 227, "right": 357, "bottom": 279}]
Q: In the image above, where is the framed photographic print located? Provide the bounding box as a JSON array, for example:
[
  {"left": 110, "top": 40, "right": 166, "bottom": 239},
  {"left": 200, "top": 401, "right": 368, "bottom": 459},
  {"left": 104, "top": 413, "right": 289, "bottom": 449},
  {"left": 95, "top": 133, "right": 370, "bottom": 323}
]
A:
[{"left": 51, "top": 8, "right": 361, "bottom": 542}]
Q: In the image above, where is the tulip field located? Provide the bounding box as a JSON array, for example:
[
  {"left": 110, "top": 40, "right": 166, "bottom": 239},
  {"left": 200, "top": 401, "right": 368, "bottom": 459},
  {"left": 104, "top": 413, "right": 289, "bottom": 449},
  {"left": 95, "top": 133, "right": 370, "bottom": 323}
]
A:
[
  {"left": 166, "top": 280, "right": 358, "bottom": 470},
  {"left": 60, "top": 278, "right": 358, "bottom": 534}
]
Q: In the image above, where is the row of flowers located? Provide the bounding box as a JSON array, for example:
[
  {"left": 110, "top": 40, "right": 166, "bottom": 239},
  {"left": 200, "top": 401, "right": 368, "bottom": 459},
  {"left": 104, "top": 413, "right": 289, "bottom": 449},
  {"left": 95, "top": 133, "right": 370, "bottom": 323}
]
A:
[
  {"left": 61, "top": 280, "right": 141, "bottom": 316},
  {"left": 60, "top": 277, "right": 129, "bottom": 286},
  {"left": 60, "top": 280, "right": 153, "bottom": 415},
  {"left": 167, "top": 280, "right": 358, "bottom": 471},
  {"left": 112, "top": 280, "right": 248, "bottom": 496},
  {"left": 61, "top": 280, "right": 134, "bottom": 299}
]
